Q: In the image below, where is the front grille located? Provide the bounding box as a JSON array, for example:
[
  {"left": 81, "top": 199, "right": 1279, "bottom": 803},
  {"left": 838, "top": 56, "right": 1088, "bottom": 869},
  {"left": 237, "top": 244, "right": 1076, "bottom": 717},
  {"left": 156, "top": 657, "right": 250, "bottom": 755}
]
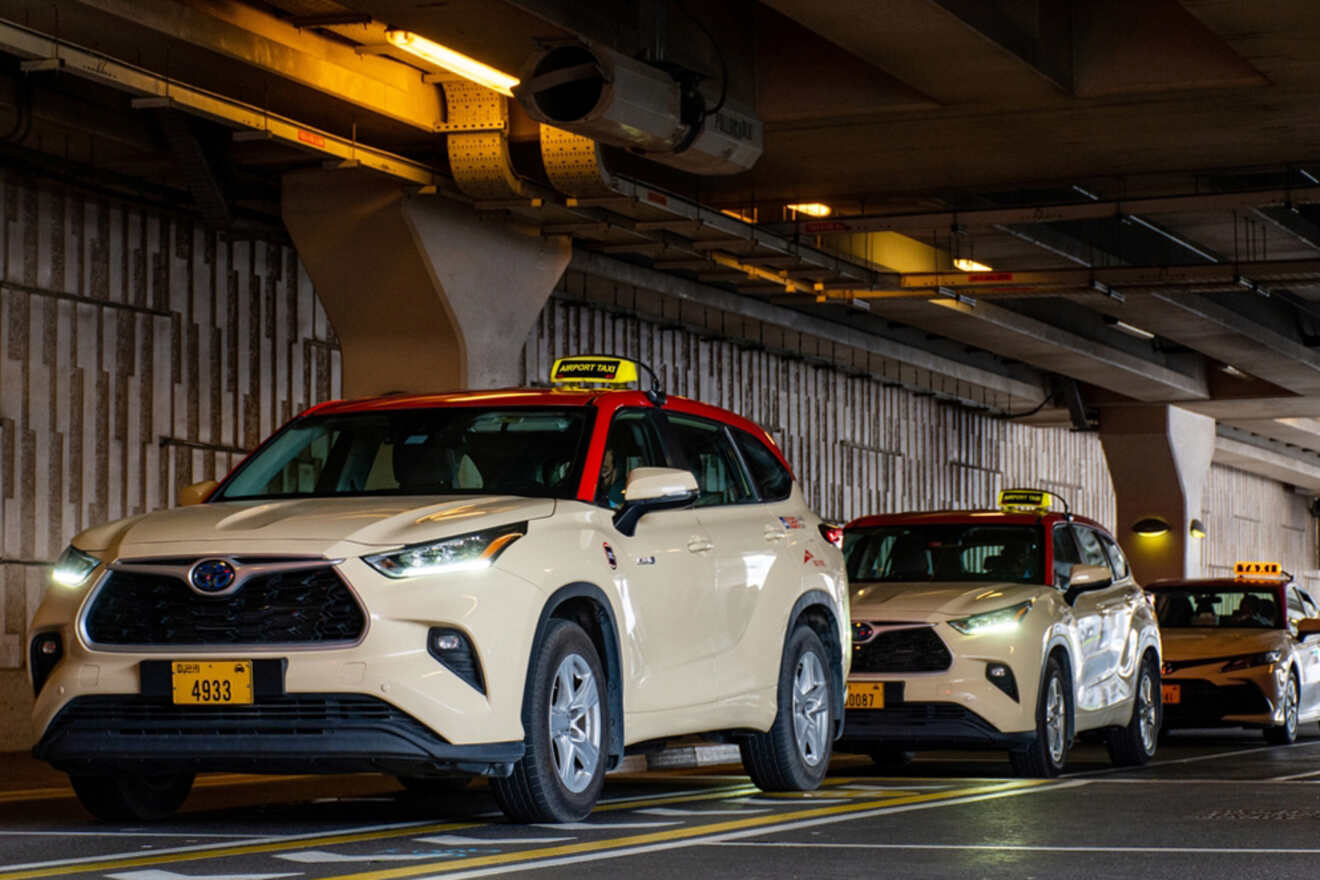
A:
[
  {"left": 84, "top": 567, "right": 366, "bottom": 646},
  {"left": 852, "top": 625, "right": 952, "bottom": 673},
  {"left": 45, "top": 694, "right": 439, "bottom": 739}
]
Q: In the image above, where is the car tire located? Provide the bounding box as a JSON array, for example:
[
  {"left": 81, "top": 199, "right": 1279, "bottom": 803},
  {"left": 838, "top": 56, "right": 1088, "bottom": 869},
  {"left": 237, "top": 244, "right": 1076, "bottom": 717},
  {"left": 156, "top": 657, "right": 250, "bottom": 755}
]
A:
[
  {"left": 1264, "top": 672, "right": 1300, "bottom": 746},
  {"left": 491, "top": 618, "right": 608, "bottom": 823},
  {"left": 740, "top": 625, "right": 834, "bottom": 791},
  {"left": 1105, "top": 654, "right": 1160, "bottom": 767},
  {"left": 1008, "top": 656, "right": 1070, "bottom": 778},
  {"left": 69, "top": 772, "right": 194, "bottom": 822}
]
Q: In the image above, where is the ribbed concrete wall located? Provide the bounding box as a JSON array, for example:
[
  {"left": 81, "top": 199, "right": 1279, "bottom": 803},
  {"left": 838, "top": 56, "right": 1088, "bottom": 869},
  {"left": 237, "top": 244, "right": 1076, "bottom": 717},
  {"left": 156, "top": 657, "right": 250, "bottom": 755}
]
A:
[{"left": 1202, "top": 465, "right": 1319, "bottom": 591}]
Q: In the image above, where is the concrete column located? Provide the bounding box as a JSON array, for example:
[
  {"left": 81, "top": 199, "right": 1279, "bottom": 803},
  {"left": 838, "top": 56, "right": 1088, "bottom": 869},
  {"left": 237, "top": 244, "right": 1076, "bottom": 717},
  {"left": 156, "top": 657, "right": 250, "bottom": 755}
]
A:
[
  {"left": 282, "top": 169, "right": 571, "bottom": 396},
  {"left": 1099, "top": 404, "right": 1216, "bottom": 583}
]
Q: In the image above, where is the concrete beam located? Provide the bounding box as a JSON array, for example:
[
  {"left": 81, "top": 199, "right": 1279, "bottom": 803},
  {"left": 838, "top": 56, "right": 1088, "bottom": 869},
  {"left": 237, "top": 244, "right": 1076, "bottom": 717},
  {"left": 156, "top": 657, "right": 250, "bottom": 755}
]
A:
[
  {"left": 1228, "top": 417, "right": 1320, "bottom": 454},
  {"left": 67, "top": 0, "right": 444, "bottom": 131},
  {"left": 1215, "top": 431, "right": 1320, "bottom": 492}
]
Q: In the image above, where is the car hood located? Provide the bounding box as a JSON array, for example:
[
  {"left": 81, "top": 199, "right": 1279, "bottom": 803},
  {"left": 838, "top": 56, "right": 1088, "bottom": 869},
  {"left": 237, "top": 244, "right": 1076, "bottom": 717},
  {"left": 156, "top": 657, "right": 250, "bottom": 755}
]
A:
[
  {"left": 849, "top": 580, "right": 1043, "bottom": 621},
  {"left": 1161, "top": 628, "right": 1285, "bottom": 662},
  {"left": 73, "top": 495, "right": 558, "bottom": 558}
]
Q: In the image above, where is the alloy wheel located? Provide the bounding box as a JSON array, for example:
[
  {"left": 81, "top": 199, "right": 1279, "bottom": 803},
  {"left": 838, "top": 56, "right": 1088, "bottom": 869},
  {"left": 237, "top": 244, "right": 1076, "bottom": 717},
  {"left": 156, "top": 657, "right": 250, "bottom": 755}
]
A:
[
  {"left": 547, "top": 652, "right": 601, "bottom": 794},
  {"left": 792, "top": 650, "right": 830, "bottom": 767},
  {"left": 1045, "top": 675, "right": 1066, "bottom": 765}
]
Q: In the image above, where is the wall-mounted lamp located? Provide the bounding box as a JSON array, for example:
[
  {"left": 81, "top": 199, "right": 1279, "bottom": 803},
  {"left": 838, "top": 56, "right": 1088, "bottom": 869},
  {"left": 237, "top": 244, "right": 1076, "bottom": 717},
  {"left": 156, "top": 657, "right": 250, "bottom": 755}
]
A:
[
  {"left": 1132, "top": 516, "right": 1170, "bottom": 537},
  {"left": 1189, "top": 518, "right": 1207, "bottom": 539}
]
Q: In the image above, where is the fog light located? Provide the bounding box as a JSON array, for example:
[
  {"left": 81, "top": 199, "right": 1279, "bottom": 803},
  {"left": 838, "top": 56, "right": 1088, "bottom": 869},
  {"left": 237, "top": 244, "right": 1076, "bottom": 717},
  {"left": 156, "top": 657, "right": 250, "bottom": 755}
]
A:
[
  {"left": 985, "top": 662, "right": 1019, "bottom": 702},
  {"left": 29, "top": 633, "right": 63, "bottom": 697},
  {"left": 428, "top": 627, "right": 485, "bottom": 694},
  {"left": 434, "top": 633, "right": 462, "bottom": 651}
]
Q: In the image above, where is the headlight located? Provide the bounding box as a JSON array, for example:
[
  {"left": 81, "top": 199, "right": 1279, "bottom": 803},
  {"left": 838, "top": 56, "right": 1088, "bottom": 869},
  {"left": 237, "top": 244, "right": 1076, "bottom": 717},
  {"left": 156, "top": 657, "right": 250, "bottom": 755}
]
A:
[
  {"left": 1220, "top": 650, "right": 1282, "bottom": 672},
  {"left": 948, "top": 599, "right": 1035, "bottom": 635},
  {"left": 363, "top": 522, "right": 526, "bottom": 579},
  {"left": 51, "top": 545, "right": 100, "bottom": 587}
]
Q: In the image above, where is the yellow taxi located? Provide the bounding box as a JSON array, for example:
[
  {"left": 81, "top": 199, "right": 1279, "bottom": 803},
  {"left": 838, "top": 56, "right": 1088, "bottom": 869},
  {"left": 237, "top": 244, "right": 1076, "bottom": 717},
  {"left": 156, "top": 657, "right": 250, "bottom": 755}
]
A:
[
  {"left": 841, "top": 489, "right": 1162, "bottom": 776},
  {"left": 1149, "top": 562, "right": 1320, "bottom": 743}
]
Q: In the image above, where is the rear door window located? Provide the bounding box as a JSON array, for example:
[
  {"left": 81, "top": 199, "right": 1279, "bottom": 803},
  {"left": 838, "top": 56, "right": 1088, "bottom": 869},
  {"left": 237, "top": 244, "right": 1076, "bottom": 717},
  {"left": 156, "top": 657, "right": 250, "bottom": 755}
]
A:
[
  {"left": 665, "top": 413, "right": 755, "bottom": 507},
  {"left": 731, "top": 429, "right": 793, "bottom": 502}
]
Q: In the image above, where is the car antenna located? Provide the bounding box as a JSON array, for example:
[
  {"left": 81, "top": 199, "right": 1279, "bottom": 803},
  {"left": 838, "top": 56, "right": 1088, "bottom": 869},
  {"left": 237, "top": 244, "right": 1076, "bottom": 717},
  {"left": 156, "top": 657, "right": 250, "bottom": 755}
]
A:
[{"left": 569, "top": 352, "right": 666, "bottom": 406}]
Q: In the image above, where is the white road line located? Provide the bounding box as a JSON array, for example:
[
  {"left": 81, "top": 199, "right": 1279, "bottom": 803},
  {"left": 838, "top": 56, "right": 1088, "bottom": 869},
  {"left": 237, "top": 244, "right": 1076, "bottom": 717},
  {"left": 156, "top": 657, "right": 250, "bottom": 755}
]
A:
[
  {"left": 839, "top": 783, "right": 948, "bottom": 791},
  {"left": 1269, "top": 768, "right": 1320, "bottom": 781},
  {"left": 635, "top": 807, "right": 770, "bottom": 817},
  {"left": 1083, "top": 777, "right": 1320, "bottom": 784},
  {"left": 107, "top": 870, "right": 302, "bottom": 880},
  {"left": 1063, "top": 739, "right": 1320, "bottom": 778},
  {"left": 275, "top": 851, "right": 458, "bottom": 864},
  {"left": 415, "top": 835, "right": 573, "bottom": 846},
  {"left": 713, "top": 841, "right": 1320, "bottom": 855},
  {"left": 734, "top": 797, "right": 849, "bottom": 805},
  {"left": 0, "top": 831, "right": 273, "bottom": 838},
  {"left": 530, "top": 821, "right": 679, "bottom": 831},
  {"left": 408, "top": 780, "right": 1085, "bottom": 879}
]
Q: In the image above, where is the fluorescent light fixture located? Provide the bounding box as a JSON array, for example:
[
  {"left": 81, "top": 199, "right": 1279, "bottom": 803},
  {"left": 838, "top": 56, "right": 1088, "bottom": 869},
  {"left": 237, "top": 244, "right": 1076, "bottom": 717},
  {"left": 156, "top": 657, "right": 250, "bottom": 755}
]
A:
[
  {"left": 720, "top": 207, "right": 758, "bottom": 224},
  {"left": 953, "top": 258, "right": 993, "bottom": 273},
  {"left": 786, "top": 202, "right": 831, "bottom": 218},
  {"left": 1221, "top": 364, "right": 1250, "bottom": 379},
  {"left": 385, "top": 30, "right": 519, "bottom": 97},
  {"left": 1105, "top": 318, "right": 1155, "bottom": 340}
]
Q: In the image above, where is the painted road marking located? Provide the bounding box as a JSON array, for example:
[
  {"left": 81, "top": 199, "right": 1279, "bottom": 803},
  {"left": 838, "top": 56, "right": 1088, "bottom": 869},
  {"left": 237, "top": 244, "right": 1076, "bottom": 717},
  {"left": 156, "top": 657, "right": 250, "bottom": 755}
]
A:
[
  {"left": 107, "top": 871, "right": 302, "bottom": 880},
  {"left": 1269, "top": 768, "right": 1320, "bottom": 781},
  {"left": 0, "top": 831, "right": 277, "bottom": 839},
  {"left": 375, "top": 781, "right": 1081, "bottom": 880},
  {"left": 735, "top": 797, "right": 849, "bottom": 805},
  {"left": 414, "top": 836, "right": 572, "bottom": 847},
  {"left": 287, "top": 781, "right": 1056, "bottom": 880},
  {"left": 276, "top": 852, "right": 463, "bottom": 864},
  {"left": 714, "top": 841, "right": 1320, "bottom": 855},
  {"left": 0, "top": 775, "right": 308, "bottom": 805},
  {"left": 635, "top": 807, "right": 770, "bottom": 816},
  {"left": 1063, "top": 738, "right": 1320, "bottom": 777},
  {"left": 531, "top": 821, "right": 678, "bottom": 831},
  {"left": 0, "top": 783, "right": 758, "bottom": 879}
]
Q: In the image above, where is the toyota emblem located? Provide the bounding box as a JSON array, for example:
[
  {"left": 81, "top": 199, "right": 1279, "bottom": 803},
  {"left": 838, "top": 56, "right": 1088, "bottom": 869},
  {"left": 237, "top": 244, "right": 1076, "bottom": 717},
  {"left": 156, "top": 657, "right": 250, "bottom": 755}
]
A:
[{"left": 190, "top": 559, "right": 237, "bottom": 594}]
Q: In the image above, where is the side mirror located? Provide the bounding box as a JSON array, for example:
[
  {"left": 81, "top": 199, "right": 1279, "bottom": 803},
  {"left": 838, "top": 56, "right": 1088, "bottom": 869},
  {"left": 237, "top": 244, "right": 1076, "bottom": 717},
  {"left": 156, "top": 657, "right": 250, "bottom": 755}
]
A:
[
  {"left": 1298, "top": 618, "right": 1320, "bottom": 641},
  {"left": 178, "top": 479, "right": 220, "bottom": 507},
  {"left": 613, "top": 467, "right": 698, "bottom": 536},
  {"left": 1063, "top": 563, "right": 1112, "bottom": 604}
]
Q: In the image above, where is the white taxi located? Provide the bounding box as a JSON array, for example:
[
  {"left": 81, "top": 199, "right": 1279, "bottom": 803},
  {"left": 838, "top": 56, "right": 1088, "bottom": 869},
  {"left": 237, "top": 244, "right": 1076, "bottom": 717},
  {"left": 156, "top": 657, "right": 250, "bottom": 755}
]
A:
[
  {"left": 29, "top": 356, "right": 848, "bottom": 822},
  {"left": 840, "top": 490, "right": 1162, "bottom": 776},
  {"left": 1151, "top": 562, "right": 1320, "bottom": 743}
]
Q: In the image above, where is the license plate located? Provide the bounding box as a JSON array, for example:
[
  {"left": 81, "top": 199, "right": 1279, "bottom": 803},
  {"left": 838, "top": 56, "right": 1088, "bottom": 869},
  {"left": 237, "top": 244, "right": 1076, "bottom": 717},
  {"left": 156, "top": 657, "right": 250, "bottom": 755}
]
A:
[
  {"left": 846, "top": 681, "right": 885, "bottom": 710},
  {"left": 171, "top": 661, "right": 254, "bottom": 705},
  {"left": 1162, "top": 683, "right": 1181, "bottom": 705}
]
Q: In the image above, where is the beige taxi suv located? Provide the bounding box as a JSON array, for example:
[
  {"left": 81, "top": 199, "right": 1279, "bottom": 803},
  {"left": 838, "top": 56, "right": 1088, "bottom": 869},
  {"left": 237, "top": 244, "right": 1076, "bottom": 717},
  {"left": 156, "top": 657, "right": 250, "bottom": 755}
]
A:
[
  {"left": 839, "top": 489, "right": 1162, "bottom": 776},
  {"left": 1150, "top": 562, "right": 1320, "bottom": 744},
  {"left": 29, "top": 356, "right": 849, "bottom": 823}
]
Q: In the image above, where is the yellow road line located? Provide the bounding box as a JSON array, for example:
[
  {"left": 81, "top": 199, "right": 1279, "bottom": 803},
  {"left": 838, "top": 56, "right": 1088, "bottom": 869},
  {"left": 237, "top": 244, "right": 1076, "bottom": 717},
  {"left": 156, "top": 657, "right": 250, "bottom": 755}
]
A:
[
  {"left": 0, "top": 783, "right": 759, "bottom": 880},
  {"left": 0, "top": 774, "right": 314, "bottom": 805},
  {"left": 313, "top": 781, "right": 1044, "bottom": 880}
]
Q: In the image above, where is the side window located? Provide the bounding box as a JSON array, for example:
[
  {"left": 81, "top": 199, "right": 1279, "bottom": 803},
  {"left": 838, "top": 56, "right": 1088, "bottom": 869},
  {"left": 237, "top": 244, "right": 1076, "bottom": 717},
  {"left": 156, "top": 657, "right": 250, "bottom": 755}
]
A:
[
  {"left": 1287, "top": 587, "right": 1306, "bottom": 635},
  {"left": 732, "top": 429, "right": 793, "bottom": 502},
  {"left": 1052, "top": 524, "right": 1081, "bottom": 588},
  {"left": 1300, "top": 590, "right": 1319, "bottom": 619},
  {"left": 1074, "top": 527, "right": 1110, "bottom": 569},
  {"left": 665, "top": 414, "right": 755, "bottom": 507},
  {"left": 596, "top": 410, "right": 666, "bottom": 509},
  {"left": 1096, "top": 532, "right": 1130, "bottom": 581}
]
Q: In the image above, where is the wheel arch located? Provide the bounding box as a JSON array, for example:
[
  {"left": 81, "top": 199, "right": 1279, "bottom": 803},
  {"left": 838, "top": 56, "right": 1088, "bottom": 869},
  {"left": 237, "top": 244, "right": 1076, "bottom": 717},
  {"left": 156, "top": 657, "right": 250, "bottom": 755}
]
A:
[
  {"left": 786, "top": 590, "right": 847, "bottom": 738},
  {"left": 525, "top": 582, "right": 625, "bottom": 770},
  {"left": 1043, "top": 641, "right": 1076, "bottom": 740}
]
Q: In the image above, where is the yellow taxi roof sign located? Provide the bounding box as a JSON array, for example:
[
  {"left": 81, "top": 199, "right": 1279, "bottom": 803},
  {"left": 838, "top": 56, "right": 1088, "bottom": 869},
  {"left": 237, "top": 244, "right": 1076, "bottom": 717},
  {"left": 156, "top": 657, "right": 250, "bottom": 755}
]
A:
[
  {"left": 998, "top": 488, "right": 1053, "bottom": 513},
  {"left": 550, "top": 356, "right": 640, "bottom": 389},
  {"left": 1234, "top": 560, "right": 1286, "bottom": 581}
]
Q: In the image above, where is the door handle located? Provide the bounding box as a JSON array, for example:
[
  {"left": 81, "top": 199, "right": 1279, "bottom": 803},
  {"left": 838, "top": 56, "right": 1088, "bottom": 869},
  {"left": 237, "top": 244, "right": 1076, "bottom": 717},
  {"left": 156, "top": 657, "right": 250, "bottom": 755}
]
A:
[{"left": 687, "top": 537, "right": 714, "bottom": 554}]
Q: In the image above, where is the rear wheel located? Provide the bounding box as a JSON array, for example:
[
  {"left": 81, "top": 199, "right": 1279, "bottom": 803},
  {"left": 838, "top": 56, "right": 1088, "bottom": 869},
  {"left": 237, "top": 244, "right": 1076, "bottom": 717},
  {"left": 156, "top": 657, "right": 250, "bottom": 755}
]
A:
[
  {"left": 491, "top": 619, "right": 607, "bottom": 822},
  {"left": 1105, "top": 654, "right": 1160, "bottom": 766},
  {"left": 1264, "top": 673, "right": 1300, "bottom": 745},
  {"left": 1009, "top": 656, "right": 1069, "bottom": 778},
  {"left": 70, "top": 772, "right": 194, "bottom": 822},
  {"left": 740, "top": 625, "right": 834, "bottom": 791}
]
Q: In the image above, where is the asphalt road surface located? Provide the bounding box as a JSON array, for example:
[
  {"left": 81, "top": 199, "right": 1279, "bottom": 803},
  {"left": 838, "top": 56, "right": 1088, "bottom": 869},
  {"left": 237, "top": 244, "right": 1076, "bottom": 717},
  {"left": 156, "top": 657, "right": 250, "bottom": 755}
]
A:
[{"left": 3, "top": 728, "right": 1320, "bottom": 880}]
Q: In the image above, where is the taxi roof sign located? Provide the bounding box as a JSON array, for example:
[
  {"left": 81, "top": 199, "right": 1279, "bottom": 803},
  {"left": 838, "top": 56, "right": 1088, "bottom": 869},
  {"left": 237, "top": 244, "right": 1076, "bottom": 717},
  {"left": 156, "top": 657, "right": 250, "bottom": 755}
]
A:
[
  {"left": 998, "top": 488, "right": 1053, "bottom": 513},
  {"left": 1234, "top": 560, "right": 1287, "bottom": 581},
  {"left": 551, "top": 356, "right": 640, "bottom": 389}
]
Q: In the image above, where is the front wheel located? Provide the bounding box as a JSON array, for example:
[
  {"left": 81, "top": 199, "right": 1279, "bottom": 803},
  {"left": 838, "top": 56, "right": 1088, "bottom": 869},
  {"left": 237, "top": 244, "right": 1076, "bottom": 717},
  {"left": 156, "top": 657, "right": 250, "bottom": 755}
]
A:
[
  {"left": 70, "top": 772, "right": 194, "bottom": 821},
  {"left": 740, "top": 625, "right": 834, "bottom": 791},
  {"left": 1105, "top": 654, "right": 1160, "bottom": 766},
  {"left": 1009, "top": 656, "right": 1069, "bottom": 778},
  {"left": 491, "top": 619, "right": 607, "bottom": 822},
  {"left": 1264, "top": 673, "right": 1300, "bottom": 745}
]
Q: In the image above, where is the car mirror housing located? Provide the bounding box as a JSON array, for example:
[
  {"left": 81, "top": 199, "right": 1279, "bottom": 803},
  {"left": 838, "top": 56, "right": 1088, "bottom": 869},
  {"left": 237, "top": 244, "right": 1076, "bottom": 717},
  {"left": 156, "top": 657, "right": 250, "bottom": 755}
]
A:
[
  {"left": 1298, "top": 618, "right": 1320, "bottom": 641},
  {"left": 1063, "top": 563, "right": 1112, "bottom": 604},
  {"left": 613, "top": 467, "right": 699, "bottom": 536},
  {"left": 177, "top": 479, "right": 220, "bottom": 507}
]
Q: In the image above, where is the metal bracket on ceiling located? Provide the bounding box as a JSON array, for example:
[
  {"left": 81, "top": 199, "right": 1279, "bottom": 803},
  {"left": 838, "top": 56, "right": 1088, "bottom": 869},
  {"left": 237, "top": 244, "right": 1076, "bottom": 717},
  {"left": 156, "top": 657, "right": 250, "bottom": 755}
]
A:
[{"left": 442, "top": 81, "right": 525, "bottom": 200}]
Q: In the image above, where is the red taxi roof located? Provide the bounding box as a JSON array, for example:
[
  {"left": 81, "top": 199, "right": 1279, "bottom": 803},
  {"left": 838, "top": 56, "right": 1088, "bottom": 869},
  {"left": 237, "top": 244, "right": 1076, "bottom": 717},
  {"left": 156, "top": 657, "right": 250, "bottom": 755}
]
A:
[{"left": 846, "top": 509, "right": 1107, "bottom": 532}]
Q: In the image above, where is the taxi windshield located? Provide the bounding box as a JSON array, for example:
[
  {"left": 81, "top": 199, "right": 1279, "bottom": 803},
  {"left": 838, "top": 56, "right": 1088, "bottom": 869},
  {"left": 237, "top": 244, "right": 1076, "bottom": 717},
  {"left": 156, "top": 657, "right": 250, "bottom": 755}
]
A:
[
  {"left": 844, "top": 523, "right": 1044, "bottom": 585},
  {"left": 215, "top": 407, "right": 593, "bottom": 501},
  {"left": 1153, "top": 588, "right": 1283, "bottom": 629}
]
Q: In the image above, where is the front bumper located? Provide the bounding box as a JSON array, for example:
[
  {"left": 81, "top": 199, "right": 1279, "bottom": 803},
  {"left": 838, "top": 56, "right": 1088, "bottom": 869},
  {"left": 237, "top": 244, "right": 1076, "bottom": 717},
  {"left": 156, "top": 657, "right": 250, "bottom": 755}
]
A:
[
  {"left": 839, "top": 700, "right": 1035, "bottom": 751},
  {"left": 1162, "top": 676, "right": 1276, "bottom": 729},
  {"left": 33, "top": 693, "right": 523, "bottom": 777}
]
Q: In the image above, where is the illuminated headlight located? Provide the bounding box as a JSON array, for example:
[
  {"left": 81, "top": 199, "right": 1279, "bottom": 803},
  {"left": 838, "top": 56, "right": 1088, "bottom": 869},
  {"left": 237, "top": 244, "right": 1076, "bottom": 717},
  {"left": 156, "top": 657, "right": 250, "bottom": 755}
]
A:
[
  {"left": 948, "top": 599, "right": 1035, "bottom": 635},
  {"left": 51, "top": 545, "right": 100, "bottom": 587},
  {"left": 1220, "top": 650, "right": 1282, "bottom": 672},
  {"left": 364, "top": 522, "right": 526, "bottom": 579}
]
